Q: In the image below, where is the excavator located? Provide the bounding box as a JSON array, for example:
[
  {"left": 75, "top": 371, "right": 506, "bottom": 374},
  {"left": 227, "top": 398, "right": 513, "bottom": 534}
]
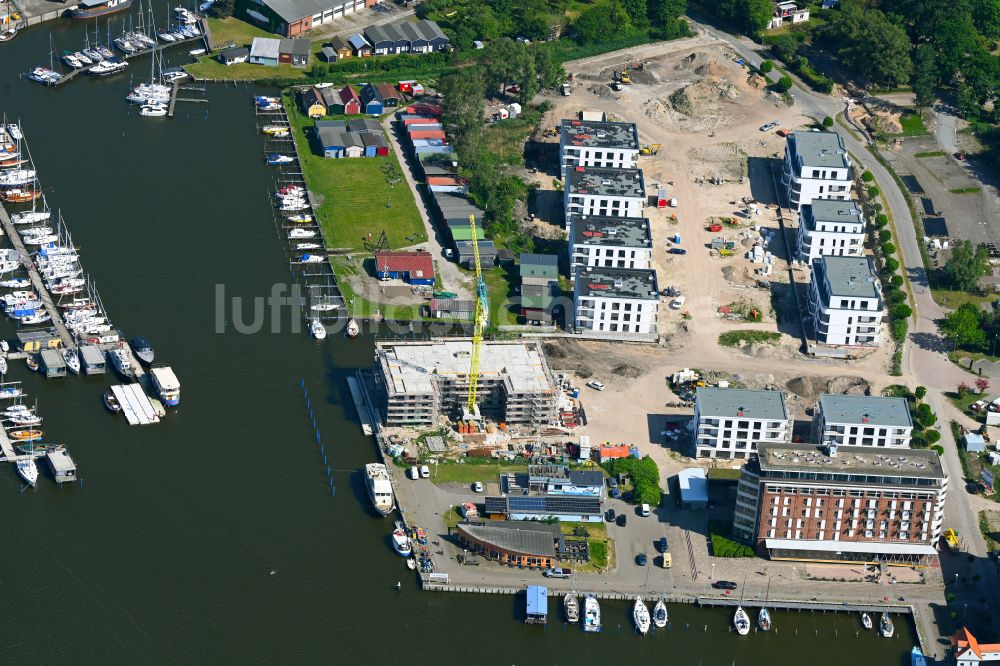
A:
[{"left": 640, "top": 144, "right": 661, "bottom": 156}]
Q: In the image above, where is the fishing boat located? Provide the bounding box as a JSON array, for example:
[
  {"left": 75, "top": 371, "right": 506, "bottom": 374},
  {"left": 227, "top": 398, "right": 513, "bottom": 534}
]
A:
[
  {"left": 911, "top": 646, "right": 927, "bottom": 666},
  {"left": 310, "top": 318, "right": 326, "bottom": 340},
  {"left": 16, "top": 457, "right": 38, "bottom": 486},
  {"left": 733, "top": 605, "right": 751, "bottom": 636},
  {"left": 633, "top": 597, "right": 651, "bottom": 635},
  {"left": 391, "top": 521, "right": 412, "bottom": 556},
  {"left": 564, "top": 594, "right": 579, "bottom": 623},
  {"left": 103, "top": 388, "right": 121, "bottom": 413},
  {"left": 151, "top": 366, "right": 180, "bottom": 407},
  {"left": 652, "top": 598, "right": 667, "bottom": 628},
  {"left": 130, "top": 336, "right": 154, "bottom": 365},
  {"left": 64, "top": 348, "right": 80, "bottom": 374},
  {"left": 880, "top": 612, "right": 894, "bottom": 638},
  {"left": 267, "top": 154, "right": 295, "bottom": 165},
  {"left": 69, "top": 0, "right": 133, "bottom": 18},
  {"left": 364, "top": 463, "right": 394, "bottom": 516},
  {"left": 140, "top": 103, "right": 168, "bottom": 117},
  {"left": 346, "top": 318, "right": 360, "bottom": 338},
  {"left": 582, "top": 595, "right": 601, "bottom": 632},
  {"left": 10, "top": 429, "right": 43, "bottom": 441},
  {"left": 861, "top": 612, "right": 873, "bottom": 630}
]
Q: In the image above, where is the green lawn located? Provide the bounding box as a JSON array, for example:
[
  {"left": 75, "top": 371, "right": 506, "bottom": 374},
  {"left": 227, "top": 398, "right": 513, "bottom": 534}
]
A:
[
  {"left": 329, "top": 256, "right": 425, "bottom": 320},
  {"left": 186, "top": 18, "right": 313, "bottom": 80},
  {"left": 560, "top": 522, "right": 613, "bottom": 573},
  {"left": 915, "top": 150, "right": 947, "bottom": 158},
  {"left": 718, "top": 330, "right": 780, "bottom": 347},
  {"left": 205, "top": 16, "right": 275, "bottom": 47},
  {"left": 950, "top": 187, "right": 982, "bottom": 194},
  {"left": 898, "top": 112, "right": 929, "bottom": 136},
  {"left": 932, "top": 288, "right": 994, "bottom": 309},
  {"left": 429, "top": 462, "right": 526, "bottom": 485},
  {"left": 946, "top": 390, "right": 985, "bottom": 417}
]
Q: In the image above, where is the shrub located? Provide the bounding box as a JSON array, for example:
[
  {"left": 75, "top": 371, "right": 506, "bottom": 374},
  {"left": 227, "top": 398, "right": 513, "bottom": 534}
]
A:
[
  {"left": 823, "top": 116, "right": 833, "bottom": 127},
  {"left": 871, "top": 202, "right": 883, "bottom": 213},
  {"left": 915, "top": 386, "right": 927, "bottom": 400},
  {"left": 882, "top": 242, "right": 896, "bottom": 255},
  {"left": 710, "top": 533, "right": 755, "bottom": 558},
  {"left": 890, "top": 275, "right": 904, "bottom": 288},
  {"left": 875, "top": 214, "right": 889, "bottom": 227},
  {"left": 891, "top": 318, "right": 909, "bottom": 340},
  {"left": 760, "top": 60, "right": 773, "bottom": 73},
  {"left": 924, "top": 429, "right": 941, "bottom": 444},
  {"left": 888, "top": 290, "right": 908, "bottom": 304},
  {"left": 868, "top": 186, "right": 881, "bottom": 198},
  {"left": 878, "top": 230, "right": 893, "bottom": 243},
  {"left": 892, "top": 303, "right": 913, "bottom": 319},
  {"left": 603, "top": 456, "right": 661, "bottom": 506},
  {"left": 885, "top": 257, "right": 900, "bottom": 272},
  {"left": 932, "top": 444, "right": 945, "bottom": 455},
  {"left": 862, "top": 171, "right": 875, "bottom": 183},
  {"left": 772, "top": 75, "right": 793, "bottom": 93}
]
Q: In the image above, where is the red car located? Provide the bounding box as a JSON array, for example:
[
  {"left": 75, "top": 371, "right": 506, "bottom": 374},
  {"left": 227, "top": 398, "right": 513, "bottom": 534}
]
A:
[{"left": 954, "top": 151, "right": 966, "bottom": 161}]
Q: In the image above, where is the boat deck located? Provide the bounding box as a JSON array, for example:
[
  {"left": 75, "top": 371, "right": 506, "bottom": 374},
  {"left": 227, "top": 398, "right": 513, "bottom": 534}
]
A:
[{"left": 111, "top": 383, "right": 159, "bottom": 425}]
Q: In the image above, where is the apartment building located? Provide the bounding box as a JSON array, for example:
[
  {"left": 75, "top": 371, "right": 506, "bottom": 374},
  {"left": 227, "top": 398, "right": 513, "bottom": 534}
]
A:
[
  {"left": 692, "top": 387, "right": 791, "bottom": 460},
  {"left": 567, "top": 214, "right": 652, "bottom": 278},
  {"left": 564, "top": 167, "right": 646, "bottom": 221},
  {"left": 796, "top": 199, "right": 865, "bottom": 262},
  {"left": 733, "top": 442, "right": 947, "bottom": 565},
  {"left": 781, "top": 131, "right": 853, "bottom": 210},
  {"left": 812, "top": 394, "right": 913, "bottom": 449},
  {"left": 808, "top": 256, "right": 883, "bottom": 347},
  {"left": 559, "top": 118, "right": 640, "bottom": 178},
  {"left": 573, "top": 266, "right": 658, "bottom": 337}
]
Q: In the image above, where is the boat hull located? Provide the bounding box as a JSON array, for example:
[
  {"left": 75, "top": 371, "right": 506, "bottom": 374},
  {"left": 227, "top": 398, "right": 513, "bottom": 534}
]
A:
[{"left": 69, "top": 0, "right": 133, "bottom": 18}]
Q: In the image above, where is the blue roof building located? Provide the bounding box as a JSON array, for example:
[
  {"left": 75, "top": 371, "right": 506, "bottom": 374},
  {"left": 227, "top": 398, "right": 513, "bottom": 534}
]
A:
[{"left": 526, "top": 586, "right": 548, "bottom": 624}]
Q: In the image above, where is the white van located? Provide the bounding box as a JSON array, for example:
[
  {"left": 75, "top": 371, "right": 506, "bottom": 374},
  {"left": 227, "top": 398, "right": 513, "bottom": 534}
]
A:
[
  {"left": 408, "top": 466, "right": 420, "bottom": 480},
  {"left": 640, "top": 503, "right": 651, "bottom": 517},
  {"left": 420, "top": 465, "right": 431, "bottom": 478}
]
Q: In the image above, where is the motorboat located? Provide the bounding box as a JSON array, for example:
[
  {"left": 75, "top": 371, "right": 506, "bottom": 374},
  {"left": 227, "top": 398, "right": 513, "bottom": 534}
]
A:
[
  {"left": 140, "top": 103, "right": 168, "bottom": 117},
  {"left": 10, "top": 429, "right": 43, "bottom": 441},
  {"left": 0, "top": 157, "right": 28, "bottom": 168},
  {"left": 287, "top": 214, "right": 312, "bottom": 223},
  {"left": 256, "top": 95, "right": 280, "bottom": 105},
  {"left": 911, "top": 646, "right": 927, "bottom": 666},
  {"left": 108, "top": 347, "right": 134, "bottom": 379},
  {"left": 861, "top": 612, "right": 873, "bottom": 630},
  {"left": 288, "top": 228, "right": 316, "bottom": 239},
  {"left": 733, "top": 606, "right": 750, "bottom": 636},
  {"left": 295, "top": 243, "right": 322, "bottom": 251},
  {"left": 582, "top": 595, "right": 601, "bottom": 632},
  {"left": 758, "top": 607, "right": 771, "bottom": 632},
  {"left": 4, "top": 405, "right": 31, "bottom": 417},
  {"left": 162, "top": 67, "right": 188, "bottom": 83},
  {"left": 391, "top": 521, "right": 411, "bottom": 556},
  {"left": 364, "top": 463, "right": 394, "bottom": 516},
  {"left": 1, "top": 189, "right": 41, "bottom": 203},
  {"left": 16, "top": 457, "right": 38, "bottom": 487},
  {"left": 652, "top": 598, "right": 667, "bottom": 628},
  {"left": 8, "top": 412, "right": 41, "bottom": 426},
  {"left": 0, "top": 386, "right": 22, "bottom": 399},
  {"left": 130, "top": 336, "right": 154, "bottom": 365},
  {"left": 880, "top": 613, "right": 894, "bottom": 638},
  {"left": 150, "top": 366, "right": 180, "bottom": 407},
  {"left": 564, "top": 594, "right": 579, "bottom": 623},
  {"left": 633, "top": 597, "right": 651, "bottom": 635},
  {"left": 310, "top": 318, "right": 326, "bottom": 340},
  {"left": 5, "top": 124, "right": 21, "bottom": 141},
  {"left": 0, "top": 340, "right": 8, "bottom": 352},
  {"left": 64, "top": 348, "right": 80, "bottom": 374},
  {"left": 406, "top": 557, "right": 416, "bottom": 570},
  {"left": 11, "top": 208, "right": 49, "bottom": 223},
  {"left": 62, "top": 53, "right": 84, "bottom": 68},
  {"left": 266, "top": 154, "right": 295, "bottom": 165},
  {"left": 0, "top": 169, "right": 37, "bottom": 186},
  {"left": 88, "top": 59, "right": 128, "bottom": 76},
  {"left": 346, "top": 318, "right": 360, "bottom": 338},
  {"left": 278, "top": 201, "right": 308, "bottom": 212},
  {"left": 103, "top": 388, "right": 121, "bottom": 413},
  {"left": 261, "top": 124, "right": 290, "bottom": 135},
  {"left": 28, "top": 67, "right": 61, "bottom": 84},
  {"left": 310, "top": 302, "right": 337, "bottom": 312},
  {"left": 0, "top": 28, "right": 16, "bottom": 43},
  {"left": 17, "top": 312, "right": 50, "bottom": 325},
  {"left": 0, "top": 357, "right": 7, "bottom": 375},
  {"left": 189, "top": 48, "right": 206, "bottom": 56},
  {"left": 297, "top": 254, "right": 325, "bottom": 264}
]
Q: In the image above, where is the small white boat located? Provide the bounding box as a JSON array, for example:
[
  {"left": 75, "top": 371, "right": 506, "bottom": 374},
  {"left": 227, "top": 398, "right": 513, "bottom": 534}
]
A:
[
  {"left": 288, "top": 228, "right": 316, "bottom": 239},
  {"left": 880, "top": 613, "right": 894, "bottom": 638},
  {"left": 406, "top": 557, "right": 416, "bottom": 570},
  {"left": 64, "top": 348, "right": 80, "bottom": 374},
  {"left": 189, "top": 48, "right": 206, "bottom": 56},
  {"left": 295, "top": 242, "right": 322, "bottom": 250},
  {"left": 287, "top": 214, "right": 312, "bottom": 223},
  {"left": 734, "top": 606, "right": 750, "bottom": 636},
  {"left": 652, "top": 598, "right": 667, "bottom": 628},
  {"left": 267, "top": 154, "right": 295, "bottom": 165},
  {"left": 758, "top": 607, "right": 771, "bottom": 631},
  {"left": 6, "top": 124, "right": 22, "bottom": 141},
  {"left": 310, "top": 318, "right": 326, "bottom": 340},
  {"left": 346, "top": 318, "right": 360, "bottom": 338},
  {"left": 391, "top": 521, "right": 411, "bottom": 556},
  {"left": 11, "top": 210, "right": 50, "bottom": 224},
  {"left": 862, "top": 612, "right": 873, "bottom": 630},
  {"left": 564, "top": 594, "right": 579, "bottom": 623},
  {"left": 582, "top": 595, "right": 601, "bottom": 632},
  {"left": 0, "top": 340, "right": 8, "bottom": 352},
  {"left": 16, "top": 457, "right": 38, "bottom": 487},
  {"left": 310, "top": 303, "right": 338, "bottom": 312},
  {"left": 298, "top": 254, "right": 325, "bottom": 264},
  {"left": 140, "top": 103, "right": 168, "bottom": 117},
  {"left": 0, "top": 357, "right": 7, "bottom": 374},
  {"left": 633, "top": 597, "right": 651, "bottom": 635}
]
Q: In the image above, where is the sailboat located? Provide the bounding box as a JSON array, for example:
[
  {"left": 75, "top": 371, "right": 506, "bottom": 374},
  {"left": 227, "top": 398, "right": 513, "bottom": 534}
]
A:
[
  {"left": 880, "top": 612, "right": 894, "bottom": 638},
  {"left": 64, "top": 348, "right": 80, "bottom": 374},
  {"left": 16, "top": 456, "right": 38, "bottom": 486},
  {"left": 733, "top": 572, "right": 750, "bottom": 635},
  {"left": 652, "top": 598, "right": 667, "bottom": 628},
  {"left": 346, "top": 318, "right": 360, "bottom": 338},
  {"left": 861, "top": 612, "right": 873, "bottom": 630},
  {"left": 633, "top": 596, "right": 651, "bottom": 635},
  {"left": 310, "top": 318, "right": 326, "bottom": 340},
  {"left": 758, "top": 578, "right": 772, "bottom": 631}
]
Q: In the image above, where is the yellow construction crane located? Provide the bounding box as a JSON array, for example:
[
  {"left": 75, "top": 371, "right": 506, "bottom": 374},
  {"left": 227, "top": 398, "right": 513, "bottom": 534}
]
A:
[{"left": 465, "top": 214, "right": 489, "bottom": 420}]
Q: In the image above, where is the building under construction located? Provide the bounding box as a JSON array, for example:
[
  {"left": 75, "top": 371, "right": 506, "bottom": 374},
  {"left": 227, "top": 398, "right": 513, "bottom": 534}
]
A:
[{"left": 373, "top": 339, "right": 560, "bottom": 428}]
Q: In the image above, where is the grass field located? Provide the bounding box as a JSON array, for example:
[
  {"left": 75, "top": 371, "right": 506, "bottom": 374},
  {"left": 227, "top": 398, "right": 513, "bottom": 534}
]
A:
[
  {"left": 186, "top": 18, "right": 312, "bottom": 80},
  {"left": 932, "top": 288, "right": 994, "bottom": 309},
  {"left": 914, "top": 150, "right": 947, "bottom": 158},
  {"left": 898, "top": 112, "right": 929, "bottom": 136},
  {"left": 950, "top": 187, "right": 982, "bottom": 194},
  {"left": 329, "top": 256, "right": 425, "bottom": 320},
  {"left": 429, "top": 462, "right": 526, "bottom": 485}
]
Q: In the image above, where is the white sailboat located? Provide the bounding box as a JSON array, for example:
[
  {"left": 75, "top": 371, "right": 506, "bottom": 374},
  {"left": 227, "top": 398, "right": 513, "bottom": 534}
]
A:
[
  {"left": 880, "top": 612, "right": 894, "bottom": 638},
  {"left": 733, "top": 606, "right": 751, "bottom": 636},
  {"left": 758, "top": 578, "right": 772, "bottom": 631},
  {"left": 16, "top": 457, "right": 38, "bottom": 487},
  {"left": 310, "top": 318, "right": 326, "bottom": 340},
  {"left": 64, "top": 348, "right": 80, "bottom": 374},
  {"left": 652, "top": 598, "right": 667, "bottom": 628},
  {"left": 633, "top": 596, "right": 651, "bottom": 635},
  {"left": 862, "top": 612, "right": 873, "bottom": 630}
]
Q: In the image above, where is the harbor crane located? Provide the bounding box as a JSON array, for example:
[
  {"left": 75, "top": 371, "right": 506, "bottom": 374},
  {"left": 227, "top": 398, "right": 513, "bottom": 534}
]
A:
[{"left": 464, "top": 214, "right": 489, "bottom": 422}]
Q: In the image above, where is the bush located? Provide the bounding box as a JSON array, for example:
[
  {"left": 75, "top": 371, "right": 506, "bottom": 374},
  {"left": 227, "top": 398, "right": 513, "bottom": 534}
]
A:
[
  {"left": 924, "top": 429, "right": 941, "bottom": 444},
  {"left": 916, "top": 403, "right": 937, "bottom": 428},
  {"left": 892, "top": 303, "right": 913, "bottom": 319},
  {"left": 882, "top": 242, "right": 896, "bottom": 255},
  {"left": 875, "top": 214, "right": 889, "bottom": 227},
  {"left": 772, "top": 75, "right": 793, "bottom": 93},
  {"left": 862, "top": 171, "right": 875, "bottom": 183},
  {"left": 888, "top": 290, "right": 908, "bottom": 305},
  {"left": 710, "top": 533, "right": 755, "bottom": 558},
  {"left": 760, "top": 60, "right": 774, "bottom": 73},
  {"left": 890, "top": 275, "right": 904, "bottom": 288},
  {"left": 871, "top": 202, "right": 883, "bottom": 213},
  {"left": 868, "top": 186, "right": 881, "bottom": 198},
  {"left": 885, "top": 257, "right": 900, "bottom": 272},
  {"left": 823, "top": 116, "right": 834, "bottom": 127},
  {"left": 915, "top": 386, "right": 927, "bottom": 399},
  {"left": 891, "top": 318, "right": 908, "bottom": 341},
  {"left": 878, "top": 230, "right": 893, "bottom": 243}
]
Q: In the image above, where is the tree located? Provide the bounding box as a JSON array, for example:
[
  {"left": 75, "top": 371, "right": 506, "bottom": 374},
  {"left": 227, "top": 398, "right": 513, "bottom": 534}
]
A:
[
  {"left": 208, "top": 0, "right": 234, "bottom": 17},
  {"left": 862, "top": 170, "right": 875, "bottom": 183},
  {"left": 890, "top": 275, "right": 904, "bottom": 288},
  {"left": 945, "top": 239, "right": 989, "bottom": 291},
  {"left": 622, "top": 0, "right": 649, "bottom": 30},
  {"left": 574, "top": 1, "right": 632, "bottom": 43},
  {"left": 885, "top": 258, "right": 900, "bottom": 272},
  {"left": 820, "top": 0, "right": 912, "bottom": 86},
  {"left": 891, "top": 303, "right": 912, "bottom": 319},
  {"left": 439, "top": 69, "right": 486, "bottom": 154},
  {"left": 648, "top": 0, "right": 686, "bottom": 33},
  {"left": 882, "top": 242, "right": 896, "bottom": 255},
  {"left": 740, "top": 0, "right": 772, "bottom": 33},
  {"left": 976, "top": 377, "right": 991, "bottom": 393},
  {"left": 971, "top": 0, "right": 1000, "bottom": 38},
  {"left": 760, "top": 60, "right": 773, "bottom": 73},
  {"left": 924, "top": 429, "right": 942, "bottom": 444},
  {"left": 912, "top": 44, "right": 938, "bottom": 109},
  {"left": 772, "top": 75, "right": 793, "bottom": 93},
  {"left": 868, "top": 186, "right": 880, "bottom": 198},
  {"left": 942, "top": 303, "right": 989, "bottom": 350},
  {"left": 915, "top": 385, "right": 927, "bottom": 400},
  {"left": 916, "top": 403, "right": 937, "bottom": 428},
  {"left": 878, "top": 230, "right": 893, "bottom": 243},
  {"left": 534, "top": 47, "right": 565, "bottom": 90},
  {"left": 823, "top": 116, "right": 834, "bottom": 127}
]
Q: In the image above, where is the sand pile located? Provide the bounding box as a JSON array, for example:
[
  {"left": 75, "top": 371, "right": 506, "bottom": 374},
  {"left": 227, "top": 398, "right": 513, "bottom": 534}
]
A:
[
  {"left": 785, "top": 375, "right": 870, "bottom": 400},
  {"left": 669, "top": 77, "right": 742, "bottom": 116}
]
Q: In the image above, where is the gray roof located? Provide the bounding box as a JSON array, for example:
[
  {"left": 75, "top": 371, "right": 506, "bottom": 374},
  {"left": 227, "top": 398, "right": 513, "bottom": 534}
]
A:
[
  {"left": 360, "top": 132, "right": 386, "bottom": 148},
  {"left": 455, "top": 240, "right": 497, "bottom": 256},
  {"left": 570, "top": 470, "right": 604, "bottom": 488},
  {"left": 520, "top": 253, "right": 558, "bottom": 279},
  {"left": 348, "top": 33, "right": 370, "bottom": 50},
  {"left": 788, "top": 131, "right": 850, "bottom": 169},
  {"left": 566, "top": 166, "right": 645, "bottom": 198},
  {"left": 315, "top": 119, "right": 346, "bottom": 129},
  {"left": 79, "top": 344, "right": 104, "bottom": 365},
  {"left": 329, "top": 35, "right": 348, "bottom": 51},
  {"left": 574, "top": 266, "right": 658, "bottom": 300},
  {"left": 819, "top": 394, "right": 913, "bottom": 428},
  {"left": 561, "top": 118, "right": 639, "bottom": 150},
  {"left": 250, "top": 37, "right": 281, "bottom": 60},
  {"left": 365, "top": 23, "right": 396, "bottom": 45},
  {"left": 219, "top": 47, "right": 249, "bottom": 59},
  {"left": 569, "top": 214, "right": 651, "bottom": 248},
  {"left": 695, "top": 387, "right": 789, "bottom": 421},
  {"left": 802, "top": 199, "right": 863, "bottom": 230},
  {"left": 458, "top": 520, "right": 558, "bottom": 556},
  {"left": 347, "top": 118, "right": 382, "bottom": 133},
  {"left": 257, "top": 0, "right": 332, "bottom": 23},
  {"left": 813, "top": 256, "right": 881, "bottom": 299},
  {"left": 280, "top": 38, "right": 311, "bottom": 57},
  {"left": 317, "top": 126, "right": 346, "bottom": 148},
  {"left": 755, "top": 442, "right": 944, "bottom": 481}
]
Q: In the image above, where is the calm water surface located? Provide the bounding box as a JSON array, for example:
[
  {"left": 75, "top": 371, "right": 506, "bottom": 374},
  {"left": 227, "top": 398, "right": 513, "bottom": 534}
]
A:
[{"left": 0, "top": 17, "right": 915, "bottom": 664}]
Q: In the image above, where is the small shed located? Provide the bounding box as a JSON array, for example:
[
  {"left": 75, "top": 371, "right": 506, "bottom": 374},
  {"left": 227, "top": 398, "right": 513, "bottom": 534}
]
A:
[
  {"left": 599, "top": 444, "right": 630, "bottom": 462},
  {"left": 429, "top": 298, "right": 474, "bottom": 320},
  {"left": 525, "top": 586, "right": 548, "bottom": 625},
  {"left": 218, "top": 47, "right": 249, "bottom": 65},
  {"left": 657, "top": 189, "right": 668, "bottom": 208},
  {"left": 79, "top": 344, "right": 106, "bottom": 374},
  {"left": 46, "top": 448, "right": 77, "bottom": 484},
  {"left": 39, "top": 348, "right": 66, "bottom": 378},
  {"left": 330, "top": 35, "right": 352, "bottom": 60},
  {"left": 348, "top": 33, "right": 372, "bottom": 57},
  {"left": 336, "top": 85, "right": 361, "bottom": 115},
  {"left": 360, "top": 83, "right": 384, "bottom": 115},
  {"left": 965, "top": 433, "right": 987, "bottom": 453},
  {"left": 17, "top": 329, "right": 61, "bottom": 352},
  {"left": 360, "top": 131, "right": 388, "bottom": 157},
  {"left": 319, "top": 46, "right": 338, "bottom": 63},
  {"left": 678, "top": 468, "right": 708, "bottom": 509},
  {"left": 279, "top": 38, "right": 310, "bottom": 68},
  {"left": 375, "top": 82, "right": 400, "bottom": 107}
]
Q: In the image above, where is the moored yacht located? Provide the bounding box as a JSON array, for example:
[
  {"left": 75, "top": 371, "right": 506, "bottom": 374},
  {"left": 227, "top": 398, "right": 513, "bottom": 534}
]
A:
[
  {"left": 130, "top": 336, "right": 154, "bottom": 365},
  {"left": 108, "top": 347, "right": 135, "bottom": 379},
  {"left": 391, "top": 521, "right": 411, "bottom": 556},
  {"left": 733, "top": 606, "right": 750, "bottom": 636},
  {"left": 633, "top": 597, "right": 650, "bottom": 635},
  {"left": 564, "top": 594, "right": 579, "bottom": 623},
  {"left": 582, "top": 595, "right": 601, "bottom": 632},
  {"left": 151, "top": 366, "right": 180, "bottom": 407},
  {"left": 310, "top": 318, "right": 326, "bottom": 340},
  {"left": 364, "top": 463, "right": 394, "bottom": 516},
  {"left": 16, "top": 457, "right": 38, "bottom": 486},
  {"left": 652, "top": 598, "right": 667, "bottom": 628},
  {"left": 880, "top": 612, "right": 894, "bottom": 638},
  {"left": 64, "top": 348, "right": 80, "bottom": 374}
]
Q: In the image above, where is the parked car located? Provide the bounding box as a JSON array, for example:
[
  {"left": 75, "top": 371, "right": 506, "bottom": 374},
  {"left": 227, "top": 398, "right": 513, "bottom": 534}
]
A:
[
  {"left": 759, "top": 121, "right": 778, "bottom": 132},
  {"left": 658, "top": 536, "right": 669, "bottom": 553},
  {"left": 586, "top": 381, "right": 605, "bottom": 391},
  {"left": 605, "top": 508, "right": 616, "bottom": 522},
  {"left": 610, "top": 487, "right": 621, "bottom": 499},
  {"left": 954, "top": 151, "right": 966, "bottom": 161},
  {"left": 670, "top": 296, "right": 686, "bottom": 310},
  {"left": 419, "top": 465, "right": 430, "bottom": 478},
  {"left": 407, "top": 466, "right": 419, "bottom": 480},
  {"left": 639, "top": 503, "right": 651, "bottom": 517},
  {"left": 668, "top": 248, "right": 687, "bottom": 255},
  {"left": 712, "top": 580, "right": 738, "bottom": 590},
  {"left": 636, "top": 553, "right": 648, "bottom": 566},
  {"left": 607, "top": 477, "right": 618, "bottom": 488},
  {"left": 543, "top": 567, "right": 573, "bottom": 579},
  {"left": 472, "top": 481, "right": 484, "bottom": 493},
  {"left": 616, "top": 513, "right": 627, "bottom": 527}
]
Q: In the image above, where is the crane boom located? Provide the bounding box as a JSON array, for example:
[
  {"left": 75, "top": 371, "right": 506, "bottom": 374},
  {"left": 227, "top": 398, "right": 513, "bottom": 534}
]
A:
[{"left": 466, "top": 214, "right": 489, "bottom": 417}]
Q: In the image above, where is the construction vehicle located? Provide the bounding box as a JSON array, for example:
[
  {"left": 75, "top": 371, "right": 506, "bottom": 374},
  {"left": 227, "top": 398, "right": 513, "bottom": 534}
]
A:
[
  {"left": 944, "top": 528, "right": 961, "bottom": 553},
  {"left": 463, "top": 214, "right": 489, "bottom": 425},
  {"left": 619, "top": 71, "right": 631, "bottom": 84},
  {"left": 640, "top": 144, "right": 661, "bottom": 156},
  {"left": 560, "top": 82, "right": 571, "bottom": 96},
  {"left": 628, "top": 61, "right": 644, "bottom": 71}
]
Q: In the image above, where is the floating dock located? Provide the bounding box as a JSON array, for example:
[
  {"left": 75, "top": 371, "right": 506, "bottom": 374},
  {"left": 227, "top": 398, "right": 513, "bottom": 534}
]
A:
[
  {"left": 346, "top": 375, "right": 373, "bottom": 436},
  {"left": 111, "top": 383, "right": 160, "bottom": 425}
]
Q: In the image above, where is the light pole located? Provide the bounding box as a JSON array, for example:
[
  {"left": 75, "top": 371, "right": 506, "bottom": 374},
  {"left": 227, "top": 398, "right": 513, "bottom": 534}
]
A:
[{"left": 711, "top": 563, "right": 715, "bottom": 580}]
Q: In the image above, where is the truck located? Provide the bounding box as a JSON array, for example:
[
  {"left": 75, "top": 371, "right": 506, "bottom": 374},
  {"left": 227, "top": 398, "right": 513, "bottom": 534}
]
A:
[
  {"left": 560, "top": 82, "right": 571, "bottom": 96},
  {"left": 543, "top": 567, "right": 572, "bottom": 579}
]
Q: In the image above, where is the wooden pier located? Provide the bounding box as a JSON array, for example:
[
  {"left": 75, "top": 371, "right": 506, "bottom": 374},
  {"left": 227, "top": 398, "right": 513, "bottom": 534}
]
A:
[{"left": 167, "top": 81, "right": 209, "bottom": 118}]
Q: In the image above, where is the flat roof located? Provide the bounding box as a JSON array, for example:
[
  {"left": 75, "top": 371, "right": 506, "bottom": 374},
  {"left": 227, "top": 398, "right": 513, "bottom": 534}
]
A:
[
  {"left": 764, "top": 538, "right": 937, "bottom": 556},
  {"left": 819, "top": 394, "right": 913, "bottom": 428},
  {"left": 679, "top": 468, "right": 708, "bottom": 503},
  {"left": 696, "top": 387, "right": 788, "bottom": 420},
  {"left": 566, "top": 166, "right": 645, "bottom": 198},
  {"left": 788, "top": 131, "right": 850, "bottom": 169},
  {"left": 560, "top": 118, "right": 639, "bottom": 150},
  {"left": 814, "top": 256, "right": 880, "bottom": 299},
  {"left": 756, "top": 442, "right": 944, "bottom": 479},
  {"left": 377, "top": 339, "right": 555, "bottom": 396},
  {"left": 569, "top": 214, "right": 651, "bottom": 248},
  {"left": 802, "top": 200, "right": 863, "bottom": 229},
  {"left": 574, "top": 266, "right": 658, "bottom": 300},
  {"left": 526, "top": 585, "right": 549, "bottom": 615},
  {"left": 47, "top": 447, "right": 76, "bottom": 472}
]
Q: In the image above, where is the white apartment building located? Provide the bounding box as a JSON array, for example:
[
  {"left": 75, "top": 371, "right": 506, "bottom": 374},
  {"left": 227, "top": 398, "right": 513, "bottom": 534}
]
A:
[
  {"left": 692, "top": 387, "right": 791, "bottom": 460},
  {"left": 559, "top": 118, "right": 640, "bottom": 178},
  {"left": 564, "top": 167, "right": 646, "bottom": 222},
  {"left": 796, "top": 199, "right": 865, "bottom": 262},
  {"left": 781, "top": 131, "right": 853, "bottom": 210},
  {"left": 812, "top": 394, "right": 913, "bottom": 448},
  {"left": 767, "top": 2, "right": 809, "bottom": 29},
  {"left": 568, "top": 214, "right": 652, "bottom": 279},
  {"left": 808, "top": 256, "right": 883, "bottom": 347},
  {"left": 573, "top": 266, "right": 658, "bottom": 338}
]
